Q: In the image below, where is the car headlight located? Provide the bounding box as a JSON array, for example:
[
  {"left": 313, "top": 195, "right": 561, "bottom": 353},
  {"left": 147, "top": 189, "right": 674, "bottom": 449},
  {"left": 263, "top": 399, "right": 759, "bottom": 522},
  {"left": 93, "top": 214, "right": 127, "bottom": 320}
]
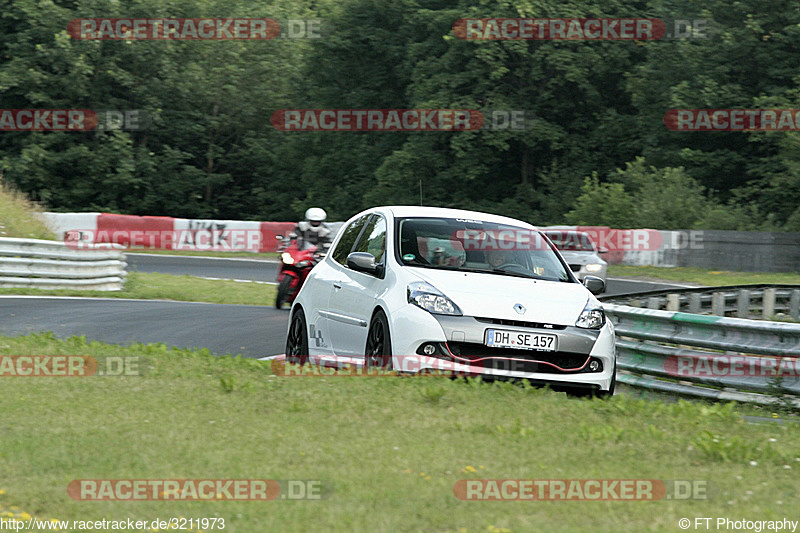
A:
[
  {"left": 585, "top": 263, "right": 603, "bottom": 273},
  {"left": 575, "top": 301, "right": 605, "bottom": 329},
  {"left": 407, "top": 281, "right": 462, "bottom": 316},
  {"left": 281, "top": 252, "right": 294, "bottom": 265}
]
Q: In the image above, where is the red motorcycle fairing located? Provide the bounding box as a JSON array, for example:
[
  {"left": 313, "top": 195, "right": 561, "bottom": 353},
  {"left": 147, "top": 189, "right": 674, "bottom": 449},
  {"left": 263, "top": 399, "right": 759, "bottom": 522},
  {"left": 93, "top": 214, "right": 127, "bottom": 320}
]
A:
[{"left": 275, "top": 241, "right": 319, "bottom": 309}]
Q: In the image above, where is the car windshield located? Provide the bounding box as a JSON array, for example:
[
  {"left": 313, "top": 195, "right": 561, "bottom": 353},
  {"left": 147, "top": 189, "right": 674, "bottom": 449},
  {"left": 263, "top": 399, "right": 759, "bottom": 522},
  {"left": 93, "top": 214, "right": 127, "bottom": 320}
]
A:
[
  {"left": 546, "top": 231, "right": 597, "bottom": 252},
  {"left": 397, "top": 217, "right": 571, "bottom": 282}
]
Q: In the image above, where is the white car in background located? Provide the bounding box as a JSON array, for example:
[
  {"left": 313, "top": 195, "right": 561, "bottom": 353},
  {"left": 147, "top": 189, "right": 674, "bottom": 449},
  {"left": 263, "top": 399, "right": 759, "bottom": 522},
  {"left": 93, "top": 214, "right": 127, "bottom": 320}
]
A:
[
  {"left": 285, "top": 206, "right": 616, "bottom": 397},
  {"left": 544, "top": 230, "right": 608, "bottom": 290}
]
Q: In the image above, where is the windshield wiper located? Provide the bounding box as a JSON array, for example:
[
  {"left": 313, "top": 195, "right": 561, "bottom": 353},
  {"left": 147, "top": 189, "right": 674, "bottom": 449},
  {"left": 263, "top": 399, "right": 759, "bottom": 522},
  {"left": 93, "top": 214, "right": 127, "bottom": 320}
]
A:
[{"left": 460, "top": 267, "right": 545, "bottom": 280}]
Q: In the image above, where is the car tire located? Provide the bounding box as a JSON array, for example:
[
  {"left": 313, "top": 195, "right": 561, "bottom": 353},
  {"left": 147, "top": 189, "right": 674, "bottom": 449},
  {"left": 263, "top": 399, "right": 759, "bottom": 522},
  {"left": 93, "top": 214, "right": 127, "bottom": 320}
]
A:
[
  {"left": 365, "top": 309, "right": 393, "bottom": 371},
  {"left": 284, "top": 308, "right": 309, "bottom": 366},
  {"left": 595, "top": 366, "right": 616, "bottom": 398},
  {"left": 275, "top": 276, "right": 292, "bottom": 309}
]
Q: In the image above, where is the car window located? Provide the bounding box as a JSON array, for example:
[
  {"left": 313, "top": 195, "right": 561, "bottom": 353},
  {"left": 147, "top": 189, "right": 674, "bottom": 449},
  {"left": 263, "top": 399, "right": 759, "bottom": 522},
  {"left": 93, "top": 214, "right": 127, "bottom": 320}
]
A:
[
  {"left": 331, "top": 214, "right": 371, "bottom": 264},
  {"left": 352, "top": 215, "right": 387, "bottom": 263},
  {"left": 397, "top": 217, "right": 571, "bottom": 282}
]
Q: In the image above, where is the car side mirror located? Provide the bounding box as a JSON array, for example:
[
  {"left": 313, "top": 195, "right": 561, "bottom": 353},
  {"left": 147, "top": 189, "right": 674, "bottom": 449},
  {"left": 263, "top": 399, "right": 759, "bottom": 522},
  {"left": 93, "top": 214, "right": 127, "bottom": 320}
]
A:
[
  {"left": 598, "top": 248, "right": 609, "bottom": 254},
  {"left": 347, "top": 252, "right": 379, "bottom": 274},
  {"left": 583, "top": 275, "right": 605, "bottom": 295}
]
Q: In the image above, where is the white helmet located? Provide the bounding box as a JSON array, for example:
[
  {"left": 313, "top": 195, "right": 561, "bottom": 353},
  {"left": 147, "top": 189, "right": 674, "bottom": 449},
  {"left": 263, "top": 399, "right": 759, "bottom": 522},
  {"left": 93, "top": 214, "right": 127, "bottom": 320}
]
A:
[{"left": 305, "top": 207, "right": 327, "bottom": 223}]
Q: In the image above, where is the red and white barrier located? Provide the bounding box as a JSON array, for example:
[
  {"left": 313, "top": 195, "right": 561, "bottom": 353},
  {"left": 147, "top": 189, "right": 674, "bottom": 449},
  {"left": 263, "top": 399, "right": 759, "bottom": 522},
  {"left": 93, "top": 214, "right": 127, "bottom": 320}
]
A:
[
  {"left": 39, "top": 212, "right": 100, "bottom": 239},
  {"left": 41, "top": 212, "right": 296, "bottom": 253},
  {"left": 39, "top": 213, "right": 689, "bottom": 262}
]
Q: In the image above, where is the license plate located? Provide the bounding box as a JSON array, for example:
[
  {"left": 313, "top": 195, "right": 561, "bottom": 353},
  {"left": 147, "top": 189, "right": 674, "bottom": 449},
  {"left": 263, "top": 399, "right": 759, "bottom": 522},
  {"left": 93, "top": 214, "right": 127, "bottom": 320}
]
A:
[{"left": 485, "top": 329, "right": 557, "bottom": 351}]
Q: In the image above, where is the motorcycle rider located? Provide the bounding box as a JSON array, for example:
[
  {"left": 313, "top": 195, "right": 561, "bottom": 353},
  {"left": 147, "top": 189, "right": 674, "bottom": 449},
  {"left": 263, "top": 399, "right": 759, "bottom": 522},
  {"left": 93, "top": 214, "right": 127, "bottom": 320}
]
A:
[{"left": 292, "top": 207, "right": 332, "bottom": 250}]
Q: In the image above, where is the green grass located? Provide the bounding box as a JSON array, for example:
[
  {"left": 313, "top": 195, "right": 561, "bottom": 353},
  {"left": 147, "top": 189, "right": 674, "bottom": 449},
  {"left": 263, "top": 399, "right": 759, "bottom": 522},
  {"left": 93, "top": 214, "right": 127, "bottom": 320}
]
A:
[
  {"left": 0, "top": 272, "right": 276, "bottom": 306},
  {"left": 0, "top": 334, "right": 798, "bottom": 532},
  {"left": 608, "top": 265, "right": 800, "bottom": 286},
  {"left": 0, "top": 182, "right": 55, "bottom": 240}
]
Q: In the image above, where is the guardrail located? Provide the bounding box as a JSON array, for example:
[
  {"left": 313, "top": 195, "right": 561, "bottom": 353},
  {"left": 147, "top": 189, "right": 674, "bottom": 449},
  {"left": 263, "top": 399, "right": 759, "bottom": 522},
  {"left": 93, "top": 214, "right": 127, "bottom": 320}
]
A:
[
  {"left": 0, "top": 237, "right": 127, "bottom": 291},
  {"left": 600, "top": 285, "right": 800, "bottom": 407},
  {"left": 602, "top": 284, "right": 800, "bottom": 320}
]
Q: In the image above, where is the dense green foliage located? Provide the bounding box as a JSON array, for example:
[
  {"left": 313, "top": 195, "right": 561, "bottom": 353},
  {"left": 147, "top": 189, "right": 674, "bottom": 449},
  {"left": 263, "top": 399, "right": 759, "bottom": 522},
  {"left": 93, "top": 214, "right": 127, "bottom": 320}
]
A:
[{"left": 1, "top": 0, "right": 799, "bottom": 229}]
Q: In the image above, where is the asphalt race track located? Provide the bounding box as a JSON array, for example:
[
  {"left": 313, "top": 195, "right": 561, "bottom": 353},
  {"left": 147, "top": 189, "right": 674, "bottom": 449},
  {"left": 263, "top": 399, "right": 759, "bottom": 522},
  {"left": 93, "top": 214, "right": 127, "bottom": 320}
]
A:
[
  {"left": 0, "top": 297, "right": 287, "bottom": 358},
  {"left": 127, "top": 253, "right": 280, "bottom": 282},
  {"left": 1, "top": 255, "right": 692, "bottom": 358}
]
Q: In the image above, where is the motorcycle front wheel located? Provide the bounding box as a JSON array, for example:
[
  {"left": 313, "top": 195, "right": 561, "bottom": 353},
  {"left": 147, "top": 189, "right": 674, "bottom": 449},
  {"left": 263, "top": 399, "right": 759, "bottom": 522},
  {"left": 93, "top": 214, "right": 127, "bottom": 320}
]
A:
[{"left": 275, "top": 275, "right": 293, "bottom": 309}]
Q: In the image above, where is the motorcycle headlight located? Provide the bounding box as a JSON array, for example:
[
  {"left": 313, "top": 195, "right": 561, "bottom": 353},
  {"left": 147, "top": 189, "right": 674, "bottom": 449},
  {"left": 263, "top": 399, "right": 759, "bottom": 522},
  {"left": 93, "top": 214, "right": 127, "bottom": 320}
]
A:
[
  {"left": 407, "top": 281, "right": 462, "bottom": 316},
  {"left": 281, "top": 252, "right": 294, "bottom": 265},
  {"left": 585, "top": 263, "right": 603, "bottom": 273},
  {"left": 575, "top": 301, "right": 605, "bottom": 329}
]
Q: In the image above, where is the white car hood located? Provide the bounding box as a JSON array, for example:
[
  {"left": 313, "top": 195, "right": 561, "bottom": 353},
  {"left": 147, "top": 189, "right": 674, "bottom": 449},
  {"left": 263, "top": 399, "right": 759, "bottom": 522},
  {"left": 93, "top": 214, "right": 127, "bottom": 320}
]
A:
[{"left": 408, "top": 268, "right": 590, "bottom": 325}]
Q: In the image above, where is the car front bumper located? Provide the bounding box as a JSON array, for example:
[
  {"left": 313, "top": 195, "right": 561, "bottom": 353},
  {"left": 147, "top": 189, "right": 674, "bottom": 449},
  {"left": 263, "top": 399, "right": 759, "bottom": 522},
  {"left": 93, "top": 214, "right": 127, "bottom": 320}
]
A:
[{"left": 389, "top": 306, "right": 616, "bottom": 391}]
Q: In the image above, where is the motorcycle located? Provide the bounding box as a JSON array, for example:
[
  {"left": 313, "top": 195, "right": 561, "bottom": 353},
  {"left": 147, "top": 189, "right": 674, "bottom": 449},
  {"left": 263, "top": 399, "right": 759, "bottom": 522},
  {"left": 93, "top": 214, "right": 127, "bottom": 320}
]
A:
[{"left": 275, "top": 237, "right": 325, "bottom": 309}]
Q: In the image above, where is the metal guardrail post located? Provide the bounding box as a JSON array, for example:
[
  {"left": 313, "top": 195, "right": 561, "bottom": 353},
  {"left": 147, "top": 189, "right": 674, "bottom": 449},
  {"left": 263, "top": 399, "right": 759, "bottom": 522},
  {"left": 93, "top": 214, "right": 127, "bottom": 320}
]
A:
[
  {"left": 689, "top": 293, "right": 702, "bottom": 313},
  {"left": 792, "top": 289, "right": 800, "bottom": 321},
  {"left": 711, "top": 292, "right": 725, "bottom": 316},
  {"left": 737, "top": 289, "right": 750, "bottom": 318},
  {"left": 762, "top": 288, "right": 776, "bottom": 319},
  {"left": 666, "top": 293, "right": 680, "bottom": 311}
]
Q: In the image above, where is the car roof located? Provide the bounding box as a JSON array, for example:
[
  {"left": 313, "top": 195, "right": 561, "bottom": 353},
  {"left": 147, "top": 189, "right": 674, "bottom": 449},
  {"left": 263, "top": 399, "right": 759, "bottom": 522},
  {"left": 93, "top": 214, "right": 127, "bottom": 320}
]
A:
[{"left": 377, "top": 205, "right": 538, "bottom": 229}]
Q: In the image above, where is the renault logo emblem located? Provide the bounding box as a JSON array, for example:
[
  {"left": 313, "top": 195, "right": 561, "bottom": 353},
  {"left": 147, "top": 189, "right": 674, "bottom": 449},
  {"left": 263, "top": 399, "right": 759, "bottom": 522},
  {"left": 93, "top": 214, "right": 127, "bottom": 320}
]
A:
[{"left": 514, "top": 303, "right": 526, "bottom": 314}]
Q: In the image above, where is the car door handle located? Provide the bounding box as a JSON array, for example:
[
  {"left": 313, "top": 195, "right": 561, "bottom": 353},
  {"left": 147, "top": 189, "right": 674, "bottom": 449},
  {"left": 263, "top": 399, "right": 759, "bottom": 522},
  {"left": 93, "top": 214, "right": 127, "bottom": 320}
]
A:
[{"left": 333, "top": 282, "right": 342, "bottom": 289}]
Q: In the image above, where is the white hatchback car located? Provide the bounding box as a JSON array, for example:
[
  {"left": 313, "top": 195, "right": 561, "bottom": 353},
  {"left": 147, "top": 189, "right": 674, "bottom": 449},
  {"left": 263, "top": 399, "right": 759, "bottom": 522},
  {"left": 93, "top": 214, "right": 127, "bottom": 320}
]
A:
[{"left": 285, "top": 206, "right": 616, "bottom": 397}]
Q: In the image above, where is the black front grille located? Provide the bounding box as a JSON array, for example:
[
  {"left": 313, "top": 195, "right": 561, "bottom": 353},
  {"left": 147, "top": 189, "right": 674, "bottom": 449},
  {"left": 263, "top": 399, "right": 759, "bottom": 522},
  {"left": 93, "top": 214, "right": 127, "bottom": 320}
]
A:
[
  {"left": 474, "top": 317, "right": 567, "bottom": 330},
  {"left": 569, "top": 264, "right": 582, "bottom": 272},
  {"left": 445, "top": 342, "right": 593, "bottom": 374}
]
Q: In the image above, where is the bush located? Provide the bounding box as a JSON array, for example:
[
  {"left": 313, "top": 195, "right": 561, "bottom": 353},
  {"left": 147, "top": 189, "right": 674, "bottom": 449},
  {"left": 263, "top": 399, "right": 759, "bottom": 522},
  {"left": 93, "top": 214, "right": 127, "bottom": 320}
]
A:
[
  {"left": 566, "top": 158, "right": 709, "bottom": 229},
  {"left": 565, "top": 174, "right": 638, "bottom": 227}
]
